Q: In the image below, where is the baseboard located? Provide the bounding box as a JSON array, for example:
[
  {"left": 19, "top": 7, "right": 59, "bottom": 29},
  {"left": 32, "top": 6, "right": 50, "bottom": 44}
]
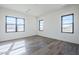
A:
[
  {"left": 0, "top": 35, "right": 37, "bottom": 43},
  {"left": 37, "top": 35, "right": 79, "bottom": 45}
]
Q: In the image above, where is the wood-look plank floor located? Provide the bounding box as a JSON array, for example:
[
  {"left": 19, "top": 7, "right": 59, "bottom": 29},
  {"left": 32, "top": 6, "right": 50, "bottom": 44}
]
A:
[{"left": 0, "top": 35, "right": 79, "bottom": 55}]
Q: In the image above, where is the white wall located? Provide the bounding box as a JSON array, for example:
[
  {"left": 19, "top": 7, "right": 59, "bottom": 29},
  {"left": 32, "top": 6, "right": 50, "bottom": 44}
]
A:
[
  {"left": 38, "top": 5, "right": 79, "bottom": 44},
  {"left": 0, "top": 7, "right": 37, "bottom": 41}
]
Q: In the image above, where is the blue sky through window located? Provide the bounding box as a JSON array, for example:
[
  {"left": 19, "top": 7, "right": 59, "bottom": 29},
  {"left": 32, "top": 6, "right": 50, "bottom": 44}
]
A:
[
  {"left": 7, "top": 17, "right": 16, "bottom": 24},
  {"left": 17, "top": 18, "right": 24, "bottom": 24},
  {"left": 62, "top": 15, "right": 73, "bottom": 24}
]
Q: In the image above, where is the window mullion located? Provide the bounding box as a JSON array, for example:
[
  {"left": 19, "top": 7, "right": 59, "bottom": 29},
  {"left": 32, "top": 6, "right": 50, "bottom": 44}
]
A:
[{"left": 16, "top": 18, "right": 17, "bottom": 32}]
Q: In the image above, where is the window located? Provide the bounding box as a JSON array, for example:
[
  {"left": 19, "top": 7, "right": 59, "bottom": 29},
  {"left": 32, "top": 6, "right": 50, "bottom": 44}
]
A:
[
  {"left": 6, "top": 16, "right": 25, "bottom": 32},
  {"left": 39, "top": 20, "right": 44, "bottom": 31},
  {"left": 61, "top": 14, "right": 74, "bottom": 33}
]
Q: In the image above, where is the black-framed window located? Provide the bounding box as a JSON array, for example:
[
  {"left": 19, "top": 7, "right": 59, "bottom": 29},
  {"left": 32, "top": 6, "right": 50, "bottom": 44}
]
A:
[
  {"left": 61, "top": 14, "right": 74, "bottom": 33},
  {"left": 6, "top": 16, "right": 25, "bottom": 33},
  {"left": 39, "top": 20, "right": 44, "bottom": 31}
]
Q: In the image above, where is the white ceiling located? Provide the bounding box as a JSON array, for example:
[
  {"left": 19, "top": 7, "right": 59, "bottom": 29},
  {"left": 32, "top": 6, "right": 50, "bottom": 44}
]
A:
[{"left": 0, "top": 4, "right": 66, "bottom": 16}]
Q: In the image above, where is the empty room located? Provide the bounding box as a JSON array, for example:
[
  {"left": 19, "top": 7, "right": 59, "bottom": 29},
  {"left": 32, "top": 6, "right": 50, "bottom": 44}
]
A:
[{"left": 0, "top": 4, "right": 79, "bottom": 55}]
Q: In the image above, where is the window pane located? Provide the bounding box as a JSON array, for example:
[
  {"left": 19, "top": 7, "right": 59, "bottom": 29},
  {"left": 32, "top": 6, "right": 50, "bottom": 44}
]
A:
[
  {"left": 17, "top": 25, "right": 24, "bottom": 31},
  {"left": 7, "top": 25, "right": 16, "bottom": 32},
  {"left": 40, "top": 26, "right": 43, "bottom": 30},
  {"left": 6, "top": 17, "right": 16, "bottom": 24},
  {"left": 62, "top": 24, "right": 72, "bottom": 32},
  {"left": 40, "top": 21, "right": 44, "bottom": 26},
  {"left": 39, "top": 20, "right": 44, "bottom": 31},
  {"left": 62, "top": 15, "right": 73, "bottom": 24},
  {"left": 17, "top": 18, "right": 24, "bottom": 24}
]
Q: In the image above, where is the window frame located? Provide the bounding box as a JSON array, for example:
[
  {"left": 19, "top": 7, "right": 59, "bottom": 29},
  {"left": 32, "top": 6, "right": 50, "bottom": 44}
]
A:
[
  {"left": 61, "top": 14, "right": 74, "bottom": 33},
  {"left": 5, "top": 16, "right": 25, "bottom": 33},
  {"left": 39, "top": 20, "right": 44, "bottom": 31}
]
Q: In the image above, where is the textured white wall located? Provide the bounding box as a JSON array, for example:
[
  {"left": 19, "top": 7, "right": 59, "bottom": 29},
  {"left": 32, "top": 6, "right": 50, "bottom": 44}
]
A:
[
  {"left": 0, "top": 7, "right": 37, "bottom": 41},
  {"left": 38, "top": 5, "right": 79, "bottom": 44}
]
